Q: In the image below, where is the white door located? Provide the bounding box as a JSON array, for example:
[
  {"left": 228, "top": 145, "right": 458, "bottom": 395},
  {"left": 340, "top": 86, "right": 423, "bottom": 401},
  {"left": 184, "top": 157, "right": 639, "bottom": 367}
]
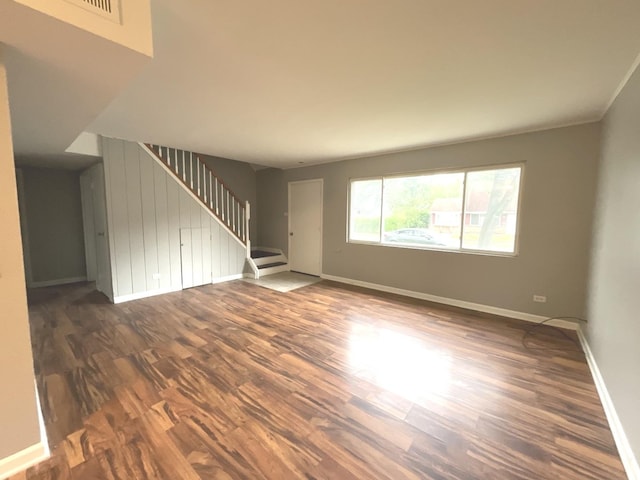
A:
[
  {"left": 80, "top": 170, "right": 97, "bottom": 282},
  {"left": 92, "top": 166, "right": 112, "bottom": 298},
  {"left": 289, "top": 179, "right": 323, "bottom": 276},
  {"left": 180, "top": 228, "right": 210, "bottom": 289}
]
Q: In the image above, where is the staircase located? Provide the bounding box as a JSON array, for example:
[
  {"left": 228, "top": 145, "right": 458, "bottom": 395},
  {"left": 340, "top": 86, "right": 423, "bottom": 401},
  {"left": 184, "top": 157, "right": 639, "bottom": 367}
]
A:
[
  {"left": 249, "top": 248, "right": 289, "bottom": 279},
  {"left": 143, "top": 143, "right": 288, "bottom": 279},
  {"left": 144, "top": 143, "right": 249, "bottom": 245}
]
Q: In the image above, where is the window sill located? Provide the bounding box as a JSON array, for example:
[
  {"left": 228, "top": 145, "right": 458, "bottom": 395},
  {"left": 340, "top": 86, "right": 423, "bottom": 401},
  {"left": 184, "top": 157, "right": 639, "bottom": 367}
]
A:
[{"left": 347, "top": 240, "right": 519, "bottom": 258}]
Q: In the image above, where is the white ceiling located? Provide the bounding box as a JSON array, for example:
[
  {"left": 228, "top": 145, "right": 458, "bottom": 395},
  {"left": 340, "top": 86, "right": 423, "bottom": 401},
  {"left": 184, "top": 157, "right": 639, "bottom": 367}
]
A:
[
  {"left": 14, "top": 1, "right": 640, "bottom": 168},
  {"left": 87, "top": 0, "right": 640, "bottom": 168}
]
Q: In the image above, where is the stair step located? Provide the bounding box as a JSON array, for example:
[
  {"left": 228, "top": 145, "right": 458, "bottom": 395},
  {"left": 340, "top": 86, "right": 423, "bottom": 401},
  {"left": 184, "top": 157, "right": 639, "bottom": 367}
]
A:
[
  {"left": 251, "top": 250, "right": 280, "bottom": 259},
  {"left": 257, "top": 261, "right": 288, "bottom": 269},
  {"left": 253, "top": 253, "right": 286, "bottom": 267}
]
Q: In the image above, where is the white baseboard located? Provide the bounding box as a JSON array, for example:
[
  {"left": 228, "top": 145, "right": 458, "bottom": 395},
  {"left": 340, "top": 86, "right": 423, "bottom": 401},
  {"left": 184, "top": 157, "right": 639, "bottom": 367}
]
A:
[
  {"left": 114, "top": 274, "right": 246, "bottom": 303},
  {"left": 210, "top": 273, "right": 244, "bottom": 284},
  {"left": 577, "top": 328, "right": 640, "bottom": 480},
  {"left": 0, "top": 381, "right": 50, "bottom": 479},
  {"left": 320, "top": 274, "right": 578, "bottom": 330},
  {"left": 0, "top": 443, "right": 49, "bottom": 480},
  {"left": 29, "top": 276, "right": 87, "bottom": 288},
  {"left": 35, "top": 381, "right": 49, "bottom": 461},
  {"left": 113, "top": 286, "right": 181, "bottom": 304}
]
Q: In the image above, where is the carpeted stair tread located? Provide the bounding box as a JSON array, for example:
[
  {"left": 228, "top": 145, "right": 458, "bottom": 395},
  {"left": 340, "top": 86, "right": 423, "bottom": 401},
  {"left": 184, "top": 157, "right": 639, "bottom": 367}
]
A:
[{"left": 257, "top": 261, "right": 288, "bottom": 269}]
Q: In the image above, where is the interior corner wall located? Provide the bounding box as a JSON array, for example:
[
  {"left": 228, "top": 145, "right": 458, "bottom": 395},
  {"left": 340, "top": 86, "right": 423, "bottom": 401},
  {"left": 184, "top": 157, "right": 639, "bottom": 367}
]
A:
[
  {"left": 0, "top": 48, "right": 42, "bottom": 463},
  {"left": 102, "top": 138, "right": 246, "bottom": 301},
  {"left": 257, "top": 123, "right": 601, "bottom": 318},
  {"left": 586, "top": 63, "right": 640, "bottom": 466},
  {"left": 199, "top": 154, "right": 258, "bottom": 245},
  {"left": 20, "top": 167, "right": 87, "bottom": 286}
]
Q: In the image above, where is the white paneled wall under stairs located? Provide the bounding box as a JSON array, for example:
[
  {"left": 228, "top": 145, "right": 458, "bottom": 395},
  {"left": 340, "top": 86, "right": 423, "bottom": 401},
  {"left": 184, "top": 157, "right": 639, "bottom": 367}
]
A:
[
  {"left": 142, "top": 143, "right": 290, "bottom": 280},
  {"left": 101, "top": 138, "right": 247, "bottom": 303},
  {"left": 144, "top": 143, "right": 249, "bottom": 246}
]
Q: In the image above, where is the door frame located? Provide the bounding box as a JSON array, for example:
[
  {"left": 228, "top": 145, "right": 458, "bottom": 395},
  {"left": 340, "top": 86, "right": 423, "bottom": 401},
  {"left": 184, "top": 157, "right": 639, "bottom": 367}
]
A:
[
  {"left": 89, "top": 164, "right": 113, "bottom": 299},
  {"left": 15, "top": 168, "right": 34, "bottom": 287},
  {"left": 288, "top": 178, "right": 323, "bottom": 276},
  {"left": 180, "top": 227, "right": 211, "bottom": 289}
]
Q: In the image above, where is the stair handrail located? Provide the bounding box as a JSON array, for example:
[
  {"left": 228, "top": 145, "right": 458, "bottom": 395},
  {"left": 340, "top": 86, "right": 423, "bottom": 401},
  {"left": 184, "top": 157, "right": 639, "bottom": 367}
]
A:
[
  {"left": 144, "top": 143, "right": 248, "bottom": 246},
  {"left": 193, "top": 153, "right": 243, "bottom": 204}
]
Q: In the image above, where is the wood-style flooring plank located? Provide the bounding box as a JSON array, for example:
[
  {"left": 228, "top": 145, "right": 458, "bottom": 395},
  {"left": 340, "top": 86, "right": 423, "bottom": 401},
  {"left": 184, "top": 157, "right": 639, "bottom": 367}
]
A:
[{"left": 10, "top": 280, "right": 627, "bottom": 479}]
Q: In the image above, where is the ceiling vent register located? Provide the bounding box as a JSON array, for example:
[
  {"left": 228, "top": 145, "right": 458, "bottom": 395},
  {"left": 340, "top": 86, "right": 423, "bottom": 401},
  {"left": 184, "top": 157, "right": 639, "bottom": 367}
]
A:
[{"left": 65, "top": 0, "right": 121, "bottom": 23}]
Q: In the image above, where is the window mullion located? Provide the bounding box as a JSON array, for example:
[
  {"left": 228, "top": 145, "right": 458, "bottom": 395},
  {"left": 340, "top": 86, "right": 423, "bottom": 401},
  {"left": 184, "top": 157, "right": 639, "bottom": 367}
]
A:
[
  {"left": 459, "top": 172, "right": 468, "bottom": 250},
  {"left": 379, "top": 178, "right": 385, "bottom": 244}
]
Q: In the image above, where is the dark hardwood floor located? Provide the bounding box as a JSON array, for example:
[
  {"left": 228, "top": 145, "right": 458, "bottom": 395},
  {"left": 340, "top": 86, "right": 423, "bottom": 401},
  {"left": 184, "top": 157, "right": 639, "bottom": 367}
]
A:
[{"left": 11, "top": 280, "right": 625, "bottom": 479}]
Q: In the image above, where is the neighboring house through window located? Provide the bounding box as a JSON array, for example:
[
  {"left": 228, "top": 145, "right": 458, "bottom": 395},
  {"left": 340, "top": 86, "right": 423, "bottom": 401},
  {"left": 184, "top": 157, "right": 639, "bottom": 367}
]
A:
[{"left": 348, "top": 164, "right": 523, "bottom": 254}]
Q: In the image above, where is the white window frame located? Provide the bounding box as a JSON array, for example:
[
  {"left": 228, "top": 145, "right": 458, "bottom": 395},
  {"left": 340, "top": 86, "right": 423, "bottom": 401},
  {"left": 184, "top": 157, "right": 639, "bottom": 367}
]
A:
[{"left": 347, "top": 163, "right": 524, "bottom": 257}]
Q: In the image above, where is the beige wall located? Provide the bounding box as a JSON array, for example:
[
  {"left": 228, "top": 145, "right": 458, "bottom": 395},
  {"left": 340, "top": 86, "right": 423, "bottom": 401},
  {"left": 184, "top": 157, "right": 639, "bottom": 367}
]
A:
[
  {"left": 200, "top": 154, "right": 258, "bottom": 245},
  {"left": 0, "top": 49, "right": 42, "bottom": 461},
  {"left": 20, "top": 168, "right": 87, "bottom": 285},
  {"left": 258, "top": 123, "right": 601, "bottom": 318},
  {"left": 587, "top": 64, "right": 640, "bottom": 465}
]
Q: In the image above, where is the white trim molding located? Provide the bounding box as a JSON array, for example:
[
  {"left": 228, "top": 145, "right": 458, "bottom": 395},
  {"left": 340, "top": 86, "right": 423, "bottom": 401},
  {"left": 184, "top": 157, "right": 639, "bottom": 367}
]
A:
[
  {"left": 320, "top": 274, "right": 579, "bottom": 330},
  {"left": 577, "top": 328, "right": 640, "bottom": 480},
  {"left": 114, "top": 274, "right": 246, "bottom": 303},
  {"left": 0, "top": 443, "right": 49, "bottom": 480},
  {"left": 210, "top": 273, "right": 244, "bottom": 285},
  {"left": 113, "top": 286, "right": 182, "bottom": 304},
  {"left": 29, "top": 276, "right": 87, "bottom": 289}
]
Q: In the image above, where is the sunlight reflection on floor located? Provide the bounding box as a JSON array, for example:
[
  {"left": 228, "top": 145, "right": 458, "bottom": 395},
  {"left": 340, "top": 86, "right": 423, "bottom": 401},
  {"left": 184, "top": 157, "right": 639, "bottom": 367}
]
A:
[{"left": 348, "top": 323, "right": 453, "bottom": 403}]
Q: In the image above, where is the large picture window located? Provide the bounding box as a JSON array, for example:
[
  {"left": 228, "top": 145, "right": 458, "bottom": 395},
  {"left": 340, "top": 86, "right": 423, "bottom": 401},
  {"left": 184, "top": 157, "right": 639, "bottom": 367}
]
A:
[{"left": 348, "top": 165, "right": 523, "bottom": 254}]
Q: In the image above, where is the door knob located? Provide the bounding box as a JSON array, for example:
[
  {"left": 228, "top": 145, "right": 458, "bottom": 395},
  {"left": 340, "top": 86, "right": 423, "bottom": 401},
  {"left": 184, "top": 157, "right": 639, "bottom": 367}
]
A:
[{"left": 289, "top": 232, "right": 294, "bottom": 236}]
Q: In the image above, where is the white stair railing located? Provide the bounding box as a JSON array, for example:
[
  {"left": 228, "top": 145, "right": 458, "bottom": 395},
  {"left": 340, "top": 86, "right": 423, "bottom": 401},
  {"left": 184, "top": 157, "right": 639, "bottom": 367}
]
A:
[{"left": 145, "top": 144, "right": 249, "bottom": 247}]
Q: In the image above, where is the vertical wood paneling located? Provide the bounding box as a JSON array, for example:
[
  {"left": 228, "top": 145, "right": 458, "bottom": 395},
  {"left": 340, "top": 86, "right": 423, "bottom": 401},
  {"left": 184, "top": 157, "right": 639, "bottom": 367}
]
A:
[
  {"left": 211, "top": 220, "right": 221, "bottom": 279},
  {"left": 124, "top": 142, "right": 146, "bottom": 293},
  {"left": 235, "top": 241, "right": 246, "bottom": 273},
  {"left": 220, "top": 230, "right": 229, "bottom": 277},
  {"left": 190, "top": 197, "right": 201, "bottom": 229},
  {"left": 232, "top": 241, "right": 240, "bottom": 273},
  {"left": 178, "top": 190, "right": 192, "bottom": 289},
  {"left": 101, "top": 140, "right": 117, "bottom": 297},
  {"left": 191, "top": 228, "right": 203, "bottom": 286},
  {"left": 103, "top": 139, "right": 248, "bottom": 300},
  {"left": 166, "top": 179, "right": 182, "bottom": 290},
  {"left": 179, "top": 229, "right": 192, "bottom": 288},
  {"left": 202, "top": 212, "right": 212, "bottom": 284},
  {"left": 153, "top": 162, "right": 171, "bottom": 290},
  {"left": 92, "top": 165, "right": 113, "bottom": 299},
  {"left": 139, "top": 152, "right": 159, "bottom": 290},
  {"left": 106, "top": 139, "right": 131, "bottom": 296},
  {"left": 79, "top": 170, "right": 97, "bottom": 281},
  {"left": 190, "top": 200, "right": 203, "bottom": 286},
  {"left": 179, "top": 190, "right": 191, "bottom": 229}
]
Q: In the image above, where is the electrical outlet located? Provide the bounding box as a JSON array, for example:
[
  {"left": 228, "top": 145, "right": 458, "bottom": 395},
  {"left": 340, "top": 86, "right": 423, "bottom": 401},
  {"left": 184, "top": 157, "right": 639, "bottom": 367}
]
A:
[
  {"left": 152, "top": 273, "right": 161, "bottom": 280},
  {"left": 533, "top": 295, "right": 547, "bottom": 303}
]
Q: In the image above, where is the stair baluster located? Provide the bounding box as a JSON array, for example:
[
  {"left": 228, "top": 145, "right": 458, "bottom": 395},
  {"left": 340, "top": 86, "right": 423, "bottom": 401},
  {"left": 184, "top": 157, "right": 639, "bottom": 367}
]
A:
[{"left": 145, "top": 143, "right": 247, "bottom": 245}]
